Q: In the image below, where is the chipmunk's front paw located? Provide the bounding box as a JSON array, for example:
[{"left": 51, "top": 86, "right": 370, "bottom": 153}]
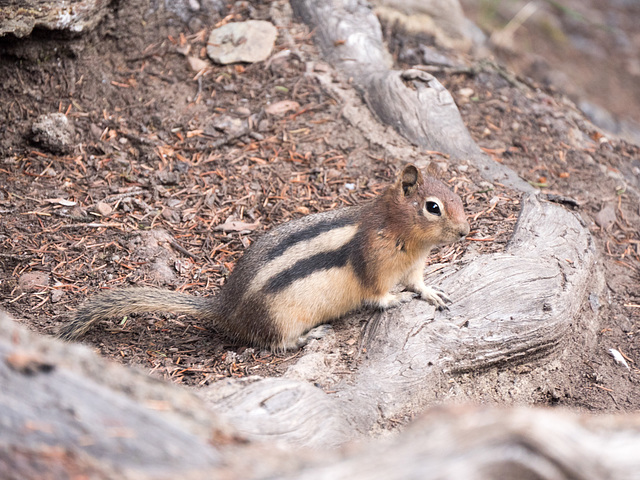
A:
[{"left": 417, "top": 286, "right": 451, "bottom": 309}]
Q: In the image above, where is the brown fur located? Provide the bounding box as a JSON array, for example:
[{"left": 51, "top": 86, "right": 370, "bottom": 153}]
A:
[{"left": 58, "top": 165, "right": 469, "bottom": 351}]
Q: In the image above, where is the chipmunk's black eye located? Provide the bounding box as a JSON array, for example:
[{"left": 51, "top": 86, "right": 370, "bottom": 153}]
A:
[{"left": 426, "top": 201, "right": 441, "bottom": 216}]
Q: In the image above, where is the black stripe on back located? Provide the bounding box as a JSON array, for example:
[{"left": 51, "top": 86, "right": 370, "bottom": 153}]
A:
[
  {"left": 264, "top": 241, "right": 353, "bottom": 294},
  {"left": 265, "top": 215, "right": 357, "bottom": 262}
]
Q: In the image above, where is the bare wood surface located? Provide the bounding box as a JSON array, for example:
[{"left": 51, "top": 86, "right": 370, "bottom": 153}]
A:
[
  {"left": 0, "top": 311, "right": 224, "bottom": 479},
  {"left": 283, "top": 405, "right": 640, "bottom": 480},
  {"left": 189, "top": 0, "right": 600, "bottom": 448},
  {"left": 197, "top": 376, "right": 354, "bottom": 448}
]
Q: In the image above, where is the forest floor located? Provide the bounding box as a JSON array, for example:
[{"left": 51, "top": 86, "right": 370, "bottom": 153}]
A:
[{"left": 0, "top": 1, "right": 638, "bottom": 413}]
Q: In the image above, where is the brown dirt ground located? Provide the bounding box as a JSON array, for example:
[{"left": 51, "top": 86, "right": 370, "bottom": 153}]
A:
[{"left": 1, "top": 1, "right": 638, "bottom": 413}]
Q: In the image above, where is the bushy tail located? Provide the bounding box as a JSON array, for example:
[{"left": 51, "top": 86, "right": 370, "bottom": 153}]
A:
[{"left": 58, "top": 288, "right": 211, "bottom": 341}]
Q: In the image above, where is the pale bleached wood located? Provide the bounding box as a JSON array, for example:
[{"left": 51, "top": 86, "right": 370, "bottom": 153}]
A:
[
  {"left": 0, "top": 311, "right": 224, "bottom": 479},
  {"left": 339, "top": 195, "right": 597, "bottom": 423},
  {"left": 284, "top": 405, "right": 640, "bottom": 480},
  {"left": 0, "top": 1, "right": 624, "bottom": 476},
  {"left": 196, "top": 376, "right": 354, "bottom": 448}
]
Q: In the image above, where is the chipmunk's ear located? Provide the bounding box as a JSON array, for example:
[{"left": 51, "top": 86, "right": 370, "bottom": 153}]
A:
[{"left": 400, "top": 164, "right": 424, "bottom": 197}]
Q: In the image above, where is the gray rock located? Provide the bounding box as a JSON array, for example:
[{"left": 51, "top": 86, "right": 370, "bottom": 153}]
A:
[
  {"left": 51, "top": 288, "right": 65, "bottom": 303},
  {"left": 212, "top": 115, "right": 247, "bottom": 136},
  {"left": 164, "top": 0, "right": 224, "bottom": 22},
  {"left": 0, "top": 0, "right": 111, "bottom": 38},
  {"left": 578, "top": 100, "right": 619, "bottom": 135},
  {"left": 31, "top": 113, "right": 75, "bottom": 154},
  {"left": 420, "top": 44, "right": 458, "bottom": 67},
  {"left": 207, "top": 20, "right": 278, "bottom": 64},
  {"left": 616, "top": 315, "right": 634, "bottom": 333},
  {"left": 187, "top": 56, "right": 209, "bottom": 72}
]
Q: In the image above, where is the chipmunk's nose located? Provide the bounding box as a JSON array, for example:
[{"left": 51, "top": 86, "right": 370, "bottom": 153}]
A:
[{"left": 459, "top": 222, "right": 470, "bottom": 238}]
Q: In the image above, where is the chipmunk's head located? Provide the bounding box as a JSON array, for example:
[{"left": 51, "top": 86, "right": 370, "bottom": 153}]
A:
[{"left": 392, "top": 164, "right": 470, "bottom": 247}]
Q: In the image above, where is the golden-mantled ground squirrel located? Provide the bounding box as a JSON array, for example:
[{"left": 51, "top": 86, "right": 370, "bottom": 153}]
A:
[{"left": 58, "top": 165, "right": 470, "bottom": 350}]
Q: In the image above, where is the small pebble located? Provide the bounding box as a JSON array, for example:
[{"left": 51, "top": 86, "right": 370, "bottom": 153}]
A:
[
  {"left": 18, "top": 272, "right": 50, "bottom": 291},
  {"left": 95, "top": 201, "right": 113, "bottom": 216}
]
